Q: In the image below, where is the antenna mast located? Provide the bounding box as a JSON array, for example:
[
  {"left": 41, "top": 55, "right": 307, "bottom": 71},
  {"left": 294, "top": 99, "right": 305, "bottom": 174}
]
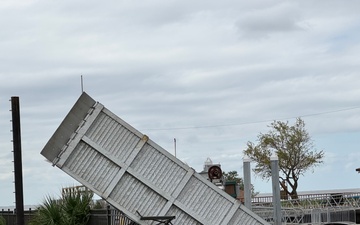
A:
[
  {"left": 81, "top": 75, "right": 84, "bottom": 93},
  {"left": 174, "top": 138, "right": 177, "bottom": 158}
]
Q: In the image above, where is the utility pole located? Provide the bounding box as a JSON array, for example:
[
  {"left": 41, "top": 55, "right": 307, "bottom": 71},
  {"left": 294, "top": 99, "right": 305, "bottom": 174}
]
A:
[{"left": 11, "top": 96, "right": 25, "bottom": 225}]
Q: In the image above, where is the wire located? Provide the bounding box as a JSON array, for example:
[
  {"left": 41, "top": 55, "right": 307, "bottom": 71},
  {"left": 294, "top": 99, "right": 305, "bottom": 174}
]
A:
[{"left": 141, "top": 105, "right": 360, "bottom": 131}]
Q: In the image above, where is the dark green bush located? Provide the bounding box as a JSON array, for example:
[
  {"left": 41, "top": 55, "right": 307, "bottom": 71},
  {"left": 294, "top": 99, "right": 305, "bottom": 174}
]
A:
[
  {"left": 30, "top": 191, "right": 93, "bottom": 225},
  {"left": 0, "top": 215, "right": 6, "bottom": 225}
]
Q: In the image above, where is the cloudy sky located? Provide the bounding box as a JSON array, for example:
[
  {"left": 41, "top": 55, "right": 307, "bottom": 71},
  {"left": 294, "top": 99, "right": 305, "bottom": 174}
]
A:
[{"left": 1, "top": 0, "right": 360, "bottom": 206}]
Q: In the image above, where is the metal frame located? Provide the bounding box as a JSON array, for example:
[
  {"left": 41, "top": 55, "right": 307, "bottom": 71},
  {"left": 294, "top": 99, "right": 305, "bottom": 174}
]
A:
[
  {"left": 136, "top": 211, "right": 175, "bottom": 225},
  {"left": 41, "top": 92, "right": 270, "bottom": 225}
]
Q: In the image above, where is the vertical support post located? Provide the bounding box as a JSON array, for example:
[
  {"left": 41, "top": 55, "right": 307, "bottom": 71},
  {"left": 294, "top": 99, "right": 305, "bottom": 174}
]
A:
[
  {"left": 311, "top": 208, "right": 321, "bottom": 224},
  {"left": 107, "top": 205, "right": 111, "bottom": 225},
  {"left": 243, "top": 156, "right": 252, "bottom": 210},
  {"left": 271, "top": 153, "right": 281, "bottom": 225},
  {"left": 11, "top": 96, "right": 25, "bottom": 225}
]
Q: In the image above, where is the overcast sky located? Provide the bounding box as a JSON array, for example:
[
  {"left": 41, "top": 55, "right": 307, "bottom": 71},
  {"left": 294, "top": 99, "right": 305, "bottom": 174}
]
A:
[{"left": 1, "top": 0, "right": 360, "bottom": 206}]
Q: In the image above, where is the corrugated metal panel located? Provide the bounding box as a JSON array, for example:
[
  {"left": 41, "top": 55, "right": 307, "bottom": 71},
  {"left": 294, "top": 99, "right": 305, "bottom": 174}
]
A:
[
  {"left": 85, "top": 111, "right": 140, "bottom": 161},
  {"left": 130, "top": 143, "right": 188, "bottom": 195},
  {"left": 41, "top": 92, "right": 270, "bottom": 225},
  {"left": 177, "top": 176, "right": 233, "bottom": 224}
]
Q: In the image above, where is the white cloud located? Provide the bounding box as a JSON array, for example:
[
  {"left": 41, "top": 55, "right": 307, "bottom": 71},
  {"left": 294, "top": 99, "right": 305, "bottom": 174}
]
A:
[
  {"left": 236, "top": 2, "right": 304, "bottom": 38},
  {"left": 1, "top": 0, "right": 360, "bottom": 206}
]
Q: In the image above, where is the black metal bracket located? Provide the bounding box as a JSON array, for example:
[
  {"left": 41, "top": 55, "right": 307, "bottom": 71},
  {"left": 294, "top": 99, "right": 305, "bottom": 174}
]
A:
[{"left": 136, "top": 211, "right": 175, "bottom": 225}]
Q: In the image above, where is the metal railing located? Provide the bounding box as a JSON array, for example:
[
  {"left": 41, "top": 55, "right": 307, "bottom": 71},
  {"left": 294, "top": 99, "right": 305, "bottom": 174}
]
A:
[
  {"left": 252, "top": 189, "right": 360, "bottom": 224},
  {"left": 0, "top": 208, "right": 36, "bottom": 225}
]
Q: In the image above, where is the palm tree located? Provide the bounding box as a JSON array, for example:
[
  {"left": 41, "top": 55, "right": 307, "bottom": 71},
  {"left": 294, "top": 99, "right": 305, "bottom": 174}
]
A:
[
  {"left": 62, "top": 191, "right": 93, "bottom": 225},
  {"left": 30, "top": 191, "right": 93, "bottom": 225},
  {"left": 29, "top": 196, "right": 64, "bottom": 225}
]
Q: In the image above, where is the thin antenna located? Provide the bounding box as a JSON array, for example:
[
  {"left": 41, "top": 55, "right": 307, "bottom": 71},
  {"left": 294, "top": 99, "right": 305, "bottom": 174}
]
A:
[
  {"left": 81, "top": 75, "right": 84, "bottom": 93},
  {"left": 174, "top": 138, "right": 177, "bottom": 158}
]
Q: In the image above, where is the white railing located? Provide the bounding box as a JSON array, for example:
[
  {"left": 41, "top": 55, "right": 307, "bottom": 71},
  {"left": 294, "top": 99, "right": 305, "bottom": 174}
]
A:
[{"left": 251, "top": 189, "right": 360, "bottom": 224}]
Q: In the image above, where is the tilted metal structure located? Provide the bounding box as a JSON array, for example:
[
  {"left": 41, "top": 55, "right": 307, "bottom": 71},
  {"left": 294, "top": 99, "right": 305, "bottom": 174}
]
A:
[{"left": 41, "top": 92, "right": 269, "bottom": 225}]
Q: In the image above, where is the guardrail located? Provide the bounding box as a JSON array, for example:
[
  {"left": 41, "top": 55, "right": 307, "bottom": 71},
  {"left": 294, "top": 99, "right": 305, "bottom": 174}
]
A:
[{"left": 251, "top": 190, "right": 360, "bottom": 224}]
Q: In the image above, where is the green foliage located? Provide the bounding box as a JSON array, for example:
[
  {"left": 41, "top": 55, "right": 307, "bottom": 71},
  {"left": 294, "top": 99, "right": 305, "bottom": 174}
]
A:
[
  {"left": 222, "top": 171, "right": 244, "bottom": 189},
  {"left": 0, "top": 215, "right": 5, "bottom": 225},
  {"left": 30, "top": 197, "right": 63, "bottom": 225},
  {"left": 244, "top": 118, "right": 324, "bottom": 199},
  {"left": 30, "top": 191, "right": 93, "bottom": 225},
  {"left": 222, "top": 170, "right": 258, "bottom": 196},
  {"left": 62, "top": 191, "right": 93, "bottom": 225}
]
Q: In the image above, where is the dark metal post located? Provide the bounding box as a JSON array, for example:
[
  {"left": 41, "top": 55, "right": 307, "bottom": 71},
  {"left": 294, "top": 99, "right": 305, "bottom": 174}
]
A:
[
  {"left": 107, "top": 205, "right": 111, "bottom": 225},
  {"left": 11, "top": 96, "right": 25, "bottom": 225}
]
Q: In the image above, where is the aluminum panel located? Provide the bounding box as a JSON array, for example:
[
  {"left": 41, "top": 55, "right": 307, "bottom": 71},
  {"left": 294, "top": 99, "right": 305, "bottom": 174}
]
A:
[
  {"left": 41, "top": 92, "right": 270, "bottom": 225},
  {"left": 63, "top": 141, "right": 120, "bottom": 194},
  {"left": 109, "top": 173, "right": 168, "bottom": 216},
  {"left": 85, "top": 111, "right": 140, "bottom": 163},
  {"left": 167, "top": 206, "right": 202, "bottom": 225},
  {"left": 177, "top": 176, "right": 233, "bottom": 224},
  {"left": 229, "top": 208, "right": 262, "bottom": 225},
  {"left": 130, "top": 143, "right": 187, "bottom": 195},
  {"left": 41, "top": 92, "right": 96, "bottom": 162}
]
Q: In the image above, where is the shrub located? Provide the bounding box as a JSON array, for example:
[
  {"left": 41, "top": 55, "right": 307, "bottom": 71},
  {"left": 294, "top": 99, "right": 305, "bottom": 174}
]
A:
[
  {"left": 30, "top": 191, "right": 93, "bottom": 225},
  {"left": 29, "top": 196, "right": 63, "bottom": 225},
  {"left": 0, "top": 215, "right": 6, "bottom": 225}
]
